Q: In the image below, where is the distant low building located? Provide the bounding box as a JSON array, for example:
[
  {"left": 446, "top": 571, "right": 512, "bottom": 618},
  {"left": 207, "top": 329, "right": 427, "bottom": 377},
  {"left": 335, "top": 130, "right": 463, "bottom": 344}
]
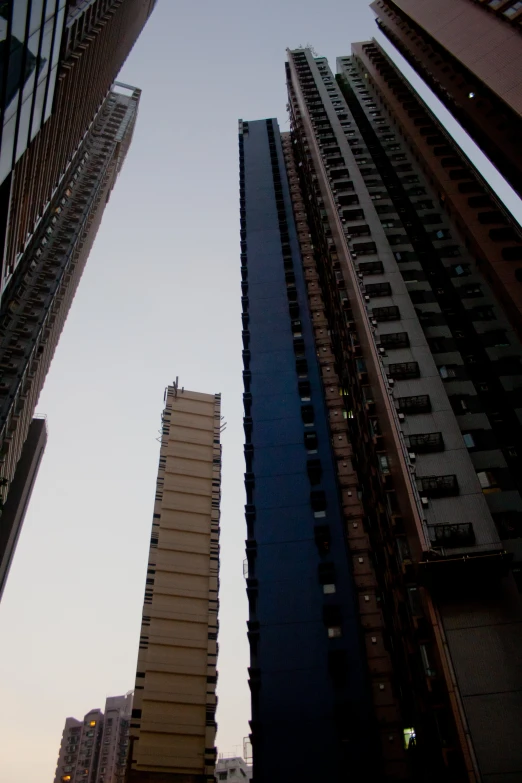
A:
[
  {"left": 214, "top": 757, "right": 252, "bottom": 781},
  {"left": 53, "top": 692, "right": 132, "bottom": 783}
]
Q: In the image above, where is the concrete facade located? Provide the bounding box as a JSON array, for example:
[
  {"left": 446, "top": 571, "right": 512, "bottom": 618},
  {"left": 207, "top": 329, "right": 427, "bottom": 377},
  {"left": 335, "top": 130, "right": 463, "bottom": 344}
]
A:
[
  {"left": 128, "top": 386, "right": 221, "bottom": 783},
  {"left": 214, "top": 758, "right": 252, "bottom": 782}
]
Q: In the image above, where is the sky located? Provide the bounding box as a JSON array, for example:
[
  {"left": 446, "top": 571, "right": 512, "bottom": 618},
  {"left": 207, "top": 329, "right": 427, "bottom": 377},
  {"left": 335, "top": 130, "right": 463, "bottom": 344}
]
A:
[{"left": 0, "top": 1, "right": 521, "bottom": 782}]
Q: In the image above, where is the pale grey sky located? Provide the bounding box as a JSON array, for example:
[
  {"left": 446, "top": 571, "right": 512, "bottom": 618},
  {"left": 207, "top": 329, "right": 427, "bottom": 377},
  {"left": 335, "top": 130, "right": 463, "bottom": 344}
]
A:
[{"left": 0, "top": 2, "right": 521, "bottom": 782}]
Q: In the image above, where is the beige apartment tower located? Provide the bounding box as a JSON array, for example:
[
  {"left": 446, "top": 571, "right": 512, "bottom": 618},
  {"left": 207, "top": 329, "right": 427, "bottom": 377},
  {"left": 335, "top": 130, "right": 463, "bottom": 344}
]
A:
[{"left": 128, "top": 386, "right": 222, "bottom": 783}]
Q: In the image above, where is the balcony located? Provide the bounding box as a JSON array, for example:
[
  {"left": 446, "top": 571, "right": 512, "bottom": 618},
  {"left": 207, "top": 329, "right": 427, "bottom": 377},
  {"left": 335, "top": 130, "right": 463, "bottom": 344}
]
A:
[
  {"left": 387, "top": 361, "right": 420, "bottom": 380},
  {"left": 409, "top": 432, "right": 444, "bottom": 453},
  {"left": 359, "top": 260, "right": 384, "bottom": 275},
  {"left": 372, "top": 305, "right": 400, "bottom": 322},
  {"left": 428, "top": 523, "right": 475, "bottom": 548},
  {"left": 419, "top": 475, "right": 459, "bottom": 498},
  {"left": 379, "top": 332, "right": 410, "bottom": 350},
  {"left": 365, "top": 282, "right": 392, "bottom": 298},
  {"left": 396, "top": 395, "right": 431, "bottom": 414}
]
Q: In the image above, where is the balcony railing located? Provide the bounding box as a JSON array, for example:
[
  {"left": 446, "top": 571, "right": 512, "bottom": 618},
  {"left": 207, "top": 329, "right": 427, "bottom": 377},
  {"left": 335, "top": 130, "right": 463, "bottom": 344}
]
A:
[{"left": 428, "top": 523, "right": 475, "bottom": 548}]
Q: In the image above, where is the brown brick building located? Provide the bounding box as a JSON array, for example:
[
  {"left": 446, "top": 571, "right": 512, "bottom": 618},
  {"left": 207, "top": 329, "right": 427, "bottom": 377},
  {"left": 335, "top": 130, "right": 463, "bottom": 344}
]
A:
[{"left": 371, "top": 0, "right": 522, "bottom": 200}]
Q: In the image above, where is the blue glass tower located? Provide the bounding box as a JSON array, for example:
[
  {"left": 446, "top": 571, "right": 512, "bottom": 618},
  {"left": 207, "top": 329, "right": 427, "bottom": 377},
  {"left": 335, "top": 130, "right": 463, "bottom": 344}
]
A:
[{"left": 239, "top": 118, "right": 375, "bottom": 782}]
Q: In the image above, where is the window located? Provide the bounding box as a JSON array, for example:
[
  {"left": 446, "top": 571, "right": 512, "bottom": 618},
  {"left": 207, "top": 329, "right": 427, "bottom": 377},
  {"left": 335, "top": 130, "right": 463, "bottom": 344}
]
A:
[
  {"left": 459, "top": 284, "right": 482, "bottom": 298},
  {"left": 449, "top": 263, "right": 470, "bottom": 277},
  {"left": 439, "top": 365, "right": 460, "bottom": 379},
  {"left": 437, "top": 245, "right": 461, "bottom": 258},
  {"left": 373, "top": 305, "right": 400, "bottom": 321},
  {"left": 305, "top": 431, "right": 318, "bottom": 453},
  {"left": 401, "top": 269, "right": 425, "bottom": 282},
  {"left": 296, "top": 357, "right": 308, "bottom": 376},
  {"left": 314, "top": 525, "right": 330, "bottom": 553},
  {"left": 298, "top": 380, "right": 311, "bottom": 400},
  {"left": 380, "top": 331, "right": 410, "bottom": 349},
  {"left": 477, "top": 470, "right": 499, "bottom": 492},
  {"left": 218, "top": 773, "right": 227, "bottom": 780},
  {"left": 310, "top": 490, "right": 327, "bottom": 518},
  {"left": 397, "top": 395, "right": 431, "bottom": 413},
  {"left": 463, "top": 433, "right": 475, "bottom": 448},
  {"left": 431, "top": 228, "right": 451, "bottom": 240},
  {"left": 301, "top": 405, "right": 314, "bottom": 425},
  {"left": 365, "top": 282, "right": 392, "bottom": 297},
  {"left": 318, "top": 561, "right": 336, "bottom": 585},
  {"left": 481, "top": 330, "right": 510, "bottom": 347},
  {"left": 359, "top": 260, "right": 384, "bottom": 275},
  {"left": 422, "top": 213, "right": 442, "bottom": 225},
  {"left": 492, "top": 511, "right": 522, "bottom": 539},
  {"left": 307, "top": 459, "right": 322, "bottom": 484},
  {"left": 469, "top": 305, "right": 495, "bottom": 321},
  {"left": 429, "top": 522, "right": 475, "bottom": 547},
  {"left": 419, "top": 474, "right": 459, "bottom": 497},
  {"left": 324, "top": 605, "right": 342, "bottom": 638},
  {"left": 353, "top": 240, "right": 377, "bottom": 255},
  {"left": 409, "top": 432, "right": 444, "bottom": 453},
  {"left": 388, "top": 361, "right": 420, "bottom": 380}
]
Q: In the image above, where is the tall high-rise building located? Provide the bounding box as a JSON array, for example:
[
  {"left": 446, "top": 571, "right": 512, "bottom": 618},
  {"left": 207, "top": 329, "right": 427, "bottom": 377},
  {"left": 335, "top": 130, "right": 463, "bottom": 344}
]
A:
[
  {"left": 128, "top": 385, "right": 222, "bottom": 783},
  {"left": 0, "top": 0, "right": 156, "bottom": 294},
  {"left": 241, "top": 44, "right": 522, "bottom": 782},
  {"left": 370, "top": 0, "right": 522, "bottom": 200},
  {"left": 54, "top": 692, "right": 133, "bottom": 783},
  {"left": 0, "top": 0, "right": 155, "bottom": 597},
  {"left": 0, "top": 81, "right": 141, "bottom": 588}
]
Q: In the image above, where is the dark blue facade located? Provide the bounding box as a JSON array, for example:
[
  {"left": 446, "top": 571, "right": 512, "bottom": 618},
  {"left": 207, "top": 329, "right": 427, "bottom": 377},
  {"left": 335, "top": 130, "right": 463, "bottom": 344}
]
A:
[{"left": 240, "top": 118, "right": 373, "bottom": 782}]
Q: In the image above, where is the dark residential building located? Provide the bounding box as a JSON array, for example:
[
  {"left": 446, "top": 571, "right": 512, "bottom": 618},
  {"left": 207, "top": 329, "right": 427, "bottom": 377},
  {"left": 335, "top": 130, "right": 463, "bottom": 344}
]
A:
[
  {"left": 240, "top": 45, "right": 522, "bottom": 782},
  {"left": 240, "top": 118, "right": 375, "bottom": 782},
  {"left": 0, "top": 0, "right": 155, "bottom": 595},
  {"left": 0, "top": 81, "right": 141, "bottom": 589},
  {"left": 0, "top": 0, "right": 156, "bottom": 295},
  {"left": 370, "top": 0, "right": 522, "bottom": 200},
  {"left": 0, "top": 415, "right": 46, "bottom": 600}
]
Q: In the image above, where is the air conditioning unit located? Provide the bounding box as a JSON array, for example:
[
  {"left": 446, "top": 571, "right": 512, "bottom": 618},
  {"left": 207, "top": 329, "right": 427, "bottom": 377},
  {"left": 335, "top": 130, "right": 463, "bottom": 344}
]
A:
[
  {"left": 371, "top": 319, "right": 377, "bottom": 326},
  {"left": 398, "top": 412, "right": 405, "bottom": 422},
  {"left": 379, "top": 347, "right": 386, "bottom": 355},
  {"left": 388, "top": 378, "right": 395, "bottom": 387},
  {"left": 352, "top": 253, "right": 357, "bottom": 259},
  {"left": 364, "top": 295, "right": 370, "bottom": 302},
  {"left": 421, "top": 497, "right": 429, "bottom": 507},
  {"left": 409, "top": 452, "right": 416, "bottom": 461}
]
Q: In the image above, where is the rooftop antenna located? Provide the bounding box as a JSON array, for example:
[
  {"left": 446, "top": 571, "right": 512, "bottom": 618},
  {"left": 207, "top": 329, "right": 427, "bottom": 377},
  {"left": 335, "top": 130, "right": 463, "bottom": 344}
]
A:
[{"left": 173, "top": 376, "right": 179, "bottom": 397}]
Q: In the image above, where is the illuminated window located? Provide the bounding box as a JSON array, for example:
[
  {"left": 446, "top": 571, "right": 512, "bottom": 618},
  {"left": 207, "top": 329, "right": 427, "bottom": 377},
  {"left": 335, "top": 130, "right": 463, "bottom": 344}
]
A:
[
  {"left": 403, "top": 727, "right": 416, "bottom": 749},
  {"left": 89, "top": 721, "right": 96, "bottom": 727}
]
